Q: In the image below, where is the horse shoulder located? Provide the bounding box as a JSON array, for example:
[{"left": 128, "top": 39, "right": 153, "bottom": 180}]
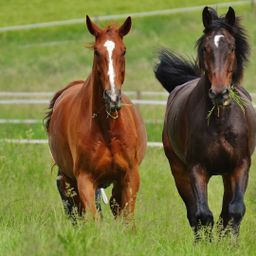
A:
[{"left": 76, "top": 137, "right": 113, "bottom": 173}]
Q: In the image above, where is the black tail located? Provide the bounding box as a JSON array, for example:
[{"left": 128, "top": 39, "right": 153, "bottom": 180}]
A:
[{"left": 154, "top": 50, "right": 201, "bottom": 93}]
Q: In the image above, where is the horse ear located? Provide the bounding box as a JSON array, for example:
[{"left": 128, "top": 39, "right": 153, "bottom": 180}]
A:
[
  {"left": 225, "top": 7, "right": 236, "bottom": 26},
  {"left": 202, "top": 6, "right": 212, "bottom": 28},
  {"left": 207, "top": 7, "right": 218, "bottom": 20},
  {"left": 118, "top": 16, "right": 132, "bottom": 37},
  {"left": 86, "top": 15, "right": 102, "bottom": 37}
]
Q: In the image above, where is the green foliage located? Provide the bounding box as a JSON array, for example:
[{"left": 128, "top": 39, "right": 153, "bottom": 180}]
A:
[
  {"left": 0, "top": 3, "right": 255, "bottom": 92},
  {"left": 0, "top": 0, "right": 240, "bottom": 26},
  {"left": 229, "top": 87, "right": 248, "bottom": 113}
]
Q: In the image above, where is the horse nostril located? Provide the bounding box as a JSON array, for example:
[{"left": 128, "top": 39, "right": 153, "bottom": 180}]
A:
[
  {"left": 208, "top": 89, "right": 216, "bottom": 99},
  {"left": 116, "top": 100, "right": 121, "bottom": 110},
  {"left": 103, "top": 90, "right": 109, "bottom": 101},
  {"left": 103, "top": 89, "right": 122, "bottom": 113},
  {"left": 221, "top": 89, "right": 229, "bottom": 96}
]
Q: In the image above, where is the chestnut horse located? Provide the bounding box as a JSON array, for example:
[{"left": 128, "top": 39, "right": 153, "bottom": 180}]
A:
[
  {"left": 45, "top": 16, "right": 147, "bottom": 220},
  {"left": 155, "top": 7, "right": 256, "bottom": 239}
]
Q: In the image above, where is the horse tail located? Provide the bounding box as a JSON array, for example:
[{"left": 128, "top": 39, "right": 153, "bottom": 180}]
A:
[
  {"left": 44, "top": 80, "right": 84, "bottom": 132},
  {"left": 154, "top": 49, "right": 201, "bottom": 93}
]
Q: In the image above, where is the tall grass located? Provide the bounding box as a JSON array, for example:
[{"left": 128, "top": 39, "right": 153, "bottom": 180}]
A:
[{"left": 0, "top": 145, "right": 256, "bottom": 255}]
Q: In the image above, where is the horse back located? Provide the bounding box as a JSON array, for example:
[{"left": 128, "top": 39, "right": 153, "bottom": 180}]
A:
[{"left": 45, "top": 80, "right": 84, "bottom": 132}]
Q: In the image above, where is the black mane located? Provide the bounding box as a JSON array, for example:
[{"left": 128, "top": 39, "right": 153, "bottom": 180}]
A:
[
  {"left": 197, "top": 17, "right": 249, "bottom": 85},
  {"left": 155, "top": 8, "right": 250, "bottom": 93}
]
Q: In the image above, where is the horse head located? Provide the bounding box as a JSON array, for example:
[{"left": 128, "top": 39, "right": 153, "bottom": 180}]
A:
[
  {"left": 86, "top": 16, "right": 131, "bottom": 114},
  {"left": 197, "top": 7, "right": 249, "bottom": 106}
]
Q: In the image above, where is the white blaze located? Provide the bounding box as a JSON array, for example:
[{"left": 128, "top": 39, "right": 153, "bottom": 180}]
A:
[
  {"left": 104, "top": 40, "right": 116, "bottom": 101},
  {"left": 214, "top": 34, "right": 224, "bottom": 48}
]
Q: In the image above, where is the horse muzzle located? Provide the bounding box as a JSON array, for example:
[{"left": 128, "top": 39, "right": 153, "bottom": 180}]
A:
[
  {"left": 103, "top": 89, "right": 122, "bottom": 113},
  {"left": 208, "top": 88, "right": 231, "bottom": 106}
]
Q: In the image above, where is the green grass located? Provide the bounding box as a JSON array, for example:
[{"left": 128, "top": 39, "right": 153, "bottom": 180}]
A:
[
  {"left": 0, "top": 4, "right": 255, "bottom": 92},
  {"left": 1, "top": 145, "right": 256, "bottom": 255},
  {"left": 0, "top": 0, "right": 243, "bottom": 26},
  {"left": 1, "top": 0, "right": 256, "bottom": 255},
  {"left": 0, "top": 122, "right": 163, "bottom": 142}
]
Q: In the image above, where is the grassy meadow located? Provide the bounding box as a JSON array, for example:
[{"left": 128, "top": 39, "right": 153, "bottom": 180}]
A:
[{"left": 0, "top": 0, "right": 256, "bottom": 255}]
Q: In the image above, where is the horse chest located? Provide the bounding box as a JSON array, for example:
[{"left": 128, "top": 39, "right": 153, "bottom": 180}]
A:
[
  {"left": 85, "top": 137, "right": 131, "bottom": 172},
  {"left": 201, "top": 130, "right": 245, "bottom": 172},
  {"left": 207, "top": 134, "right": 236, "bottom": 158}
]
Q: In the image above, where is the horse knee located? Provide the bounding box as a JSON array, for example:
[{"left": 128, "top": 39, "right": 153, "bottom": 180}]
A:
[
  {"left": 195, "top": 208, "right": 214, "bottom": 227},
  {"left": 228, "top": 201, "right": 245, "bottom": 224},
  {"left": 187, "top": 208, "right": 213, "bottom": 229}
]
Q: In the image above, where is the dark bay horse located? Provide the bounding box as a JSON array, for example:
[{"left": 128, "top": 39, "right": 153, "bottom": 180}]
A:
[
  {"left": 45, "top": 16, "right": 147, "bottom": 220},
  {"left": 155, "top": 7, "right": 256, "bottom": 239}
]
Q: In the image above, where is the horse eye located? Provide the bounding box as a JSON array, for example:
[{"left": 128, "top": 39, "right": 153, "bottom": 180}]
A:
[
  {"left": 231, "top": 47, "right": 235, "bottom": 53},
  {"left": 122, "top": 49, "right": 126, "bottom": 56},
  {"left": 203, "top": 47, "right": 207, "bottom": 53},
  {"left": 94, "top": 50, "right": 100, "bottom": 56}
]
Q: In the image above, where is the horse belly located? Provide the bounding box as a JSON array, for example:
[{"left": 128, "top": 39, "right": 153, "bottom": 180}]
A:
[
  {"left": 48, "top": 111, "right": 76, "bottom": 178},
  {"left": 48, "top": 132, "right": 74, "bottom": 178}
]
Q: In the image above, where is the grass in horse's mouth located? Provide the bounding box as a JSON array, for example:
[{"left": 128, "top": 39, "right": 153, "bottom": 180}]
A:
[
  {"left": 229, "top": 87, "right": 247, "bottom": 113},
  {"left": 207, "top": 87, "right": 247, "bottom": 125}
]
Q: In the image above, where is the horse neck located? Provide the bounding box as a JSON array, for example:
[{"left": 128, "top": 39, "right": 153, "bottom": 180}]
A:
[
  {"left": 81, "top": 63, "right": 115, "bottom": 129},
  {"left": 80, "top": 61, "right": 103, "bottom": 111},
  {"left": 194, "top": 75, "right": 211, "bottom": 104},
  {"left": 92, "top": 77, "right": 105, "bottom": 115}
]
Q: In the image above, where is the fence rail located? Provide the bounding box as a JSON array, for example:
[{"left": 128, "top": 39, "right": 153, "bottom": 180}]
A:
[
  {"left": 0, "top": 118, "right": 163, "bottom": 124},
  {"left": 0, "top": 91, "right": 255, "bottom": 106},
  {"left": 0, "top": 90, "right": 255, "bottom": 98},
  {"left": 0, "top": 138, "right": 163, "bottom": 147},
  {"left": 0, "top": 98, "right": 167, "bottom": 105},
  {"left": 0, "top": 91, "right": 168, "bottom": 98}
]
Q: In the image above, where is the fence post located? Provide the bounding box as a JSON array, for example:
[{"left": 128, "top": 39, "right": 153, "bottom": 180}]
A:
[{"left": 136, "top": 90, "right": 141, "bottom": 110}]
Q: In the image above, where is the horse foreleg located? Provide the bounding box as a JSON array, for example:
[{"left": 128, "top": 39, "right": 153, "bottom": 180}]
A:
[
  {"left": 190, "top": 164, "right": 213, "bottom": 241},
  {"left": 168, "top": 154, "right": 201, "bottom": 240},
  {"left": 170, "top": 166, "right": 197, "bottom": 228},
  {"left": 56, "top": 170, "right": 82, "bottom": 220},
  {"left": 217, "top": 175, "right": 232, "bottom": 237},
  {"left": 218, "top": 158, "right": 250, "bottom": 237},
  {"left": 110, "top": 167, "right": 140, "bottom": 220},
  {"left": 110, "top": 182, "right": 122, "bottom": 217},
  {"left": 95, "top": 189, "right": 102, "bottom": 214},
  {"left": 77, "top": 172, "right": 99, "bottom": 220}
]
